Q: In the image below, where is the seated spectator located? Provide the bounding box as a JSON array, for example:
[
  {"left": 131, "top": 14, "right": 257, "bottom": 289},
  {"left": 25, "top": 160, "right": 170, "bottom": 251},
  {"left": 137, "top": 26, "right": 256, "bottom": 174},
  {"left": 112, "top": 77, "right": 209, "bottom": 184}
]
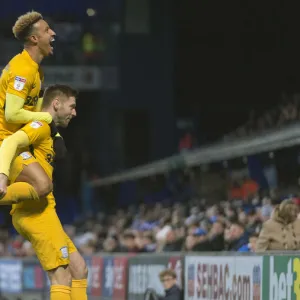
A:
[
  {"left": 227, "top": 222, "right": 249, "bottom": 251},
  {"left": 208, "top": 220, "right": 225, "bottom": 251},
  {"left": 238, "top": 233, "right": 259, "bottom": 252},
  {"left": 256, "top": 199, "right": 300, "bottom": 252},
  {"left": 260, "top": 197, "right": 274, "bottom": 222},
  {"left": 120, "top": 231, "right": 141, "bottom": 253},
  {"left": 246, "top": 209, "right": 262, "bottom": 234},
  {"left": 103, "top": 236, "right": 120, "bottom": 252},
  {"left": 141, "top": 232, "right": 156, "bottom": 252},
  {"left": 162, "top": 227, "right": 183, "bottom": 252},
  {"left": 190, "top": 228, "right": 211, "bottom": 251},
  {"left": 184, "top": 228, "right": 210, "bottom": 252},
  {"left": 80, "top": 240, "right": 96, "bottom": 256},
  {"left": 159, "top": 269, "right": 182, "bottom": 300}
]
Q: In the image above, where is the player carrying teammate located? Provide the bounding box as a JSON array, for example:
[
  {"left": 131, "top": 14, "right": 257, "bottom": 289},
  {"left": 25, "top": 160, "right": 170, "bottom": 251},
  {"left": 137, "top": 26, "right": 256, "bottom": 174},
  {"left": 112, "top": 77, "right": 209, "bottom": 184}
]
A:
[
  {"left": 0, "top": 11, "right": 61, "bottom": 203},
  {"left": 0, "top": 85, "right": 88, "bottom": 300}
]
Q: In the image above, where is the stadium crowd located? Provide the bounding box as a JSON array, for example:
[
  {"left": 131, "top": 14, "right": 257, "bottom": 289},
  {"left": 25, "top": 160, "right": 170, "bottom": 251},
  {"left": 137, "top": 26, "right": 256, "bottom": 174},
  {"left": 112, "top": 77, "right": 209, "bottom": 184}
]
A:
[{"left": 1, "top": 173, "right": 299, "bottom": 257}]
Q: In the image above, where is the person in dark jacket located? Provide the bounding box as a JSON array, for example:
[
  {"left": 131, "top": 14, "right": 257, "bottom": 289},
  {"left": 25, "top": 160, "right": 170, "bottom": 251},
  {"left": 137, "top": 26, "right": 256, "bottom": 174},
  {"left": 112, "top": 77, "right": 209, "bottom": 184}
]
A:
[
  {"left": 208, "top": 220, "right": 225, "bottom": 251},
  {"left": 158, "top": 269, "right": 182, "bottom": 300},
  {"left": 227, "top": 222, "right": 249, "bottom": 251},
  {"left": 191, "top": 228, "right": 211, "bottom": 251},
  {"left": 162, "top": 227, "right": 184, "bottom": 252}
]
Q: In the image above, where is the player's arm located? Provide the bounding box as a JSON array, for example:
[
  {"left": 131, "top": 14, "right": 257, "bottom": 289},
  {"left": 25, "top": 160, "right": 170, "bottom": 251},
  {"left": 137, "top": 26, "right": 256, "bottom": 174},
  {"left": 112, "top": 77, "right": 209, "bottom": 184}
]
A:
[
  {"left": 0, "top": 121, "right": 49, "bottom": 177},
  {"left": 35, "top": 97, "right": 44, "bottom": 112},
  {"left": 5, "top": 94, "right": 52, "bottom": 124},
  {"left": 5, "top": 69, "right": 52, "bottom": 124}
]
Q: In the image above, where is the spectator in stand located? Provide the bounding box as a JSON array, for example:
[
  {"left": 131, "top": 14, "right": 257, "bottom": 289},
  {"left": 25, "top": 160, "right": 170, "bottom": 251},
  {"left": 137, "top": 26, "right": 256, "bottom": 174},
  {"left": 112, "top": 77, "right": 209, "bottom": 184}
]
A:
[
  {"left": 141, "top": 232, "right": 157, "bottom": 252},
  {"left": 256, "top": 199, "right": 300, "bottom": 252},
  {"left": 190, "top": 228, "right": 210, "bottom": 251},
  {"left": 238, "top": 233, "right": 259, "bottom": 252},
  {"left": 224, "top": 93, "right": 300, "bottom": 139},
  {"left": 227, "top": 222, "right": 249, "bottom": 251},
  {"left": 241, "top": 176, "right": 259, "bottom": 201},
  {"left": 260, "top": 197, "right": 274, "bottom": 222},
  {"left": 246, "top": 209, "right": 262, "bottom": 235},
  {"left": 22, "top": 241, "right": 36, "bottom": 257},
  {"left": 159, "top": 269, "right": 182, "bottom": 300},
  {"left": 103, "top": 236, "right": 120, "bottom": 252},
  {"left": 120, "top": 231, "right": 141, "bottom": 252},
  {"left": 208, "top": 220, "right": 225, "bottom": 251},
  {"left": 162, "top": 227, "right": 183, "bottom": 252},
  {"left": 238, "top": 210, "right": 248, "bottom": 226},
  {"left": 79, "top": 240, "right": 96, "bottom": 256}
]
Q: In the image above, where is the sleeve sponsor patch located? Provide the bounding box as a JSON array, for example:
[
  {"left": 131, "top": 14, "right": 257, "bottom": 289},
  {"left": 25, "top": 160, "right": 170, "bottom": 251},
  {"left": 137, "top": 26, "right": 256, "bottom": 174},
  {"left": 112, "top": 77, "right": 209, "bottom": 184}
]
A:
[
  {"left": 60, "top": 246, "right": 69, "bottom": 259},
  {"left": 30, "top": 121, "right": 43, "bottom": 129},
  {"left": 20, "top": 152, "right": 32, "bottom": 160},
  {"left": 13, "top": 76, "right": 27, "bottom": 91}
]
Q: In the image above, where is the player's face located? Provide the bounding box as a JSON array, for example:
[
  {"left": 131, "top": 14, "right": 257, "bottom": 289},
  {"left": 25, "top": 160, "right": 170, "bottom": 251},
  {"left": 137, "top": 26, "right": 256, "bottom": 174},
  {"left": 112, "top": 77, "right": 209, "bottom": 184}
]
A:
[
  {"left": 56, "top": 96, "right": 77, "bottom": 128},
  {"left": 32, "top": 20, "right": 56, "bottom": 56}
]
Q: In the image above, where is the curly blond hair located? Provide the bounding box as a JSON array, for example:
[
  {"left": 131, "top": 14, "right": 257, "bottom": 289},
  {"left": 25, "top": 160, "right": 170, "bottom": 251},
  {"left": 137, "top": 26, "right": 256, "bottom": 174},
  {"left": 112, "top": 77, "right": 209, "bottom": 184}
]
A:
[{"left": 12, "top": 11, "right": 43, "bottom": 41}]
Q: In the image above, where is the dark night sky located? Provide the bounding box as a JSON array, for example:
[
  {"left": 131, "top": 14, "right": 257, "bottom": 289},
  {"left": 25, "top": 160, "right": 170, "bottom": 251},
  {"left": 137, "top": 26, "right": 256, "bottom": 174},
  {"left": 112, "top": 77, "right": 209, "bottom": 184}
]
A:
[{"left": 175, "top": 0, "right": 300, "bottom": 142}]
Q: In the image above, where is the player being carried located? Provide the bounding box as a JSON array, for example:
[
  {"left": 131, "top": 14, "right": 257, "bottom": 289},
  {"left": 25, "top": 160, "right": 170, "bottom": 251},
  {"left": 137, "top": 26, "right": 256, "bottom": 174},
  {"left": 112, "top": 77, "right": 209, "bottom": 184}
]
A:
[
  {"left": 0, "top": 84, "right": 88, "bottom": 300},
  {"left": 0, "top": 11, "right": 66, "bottom": 204}
]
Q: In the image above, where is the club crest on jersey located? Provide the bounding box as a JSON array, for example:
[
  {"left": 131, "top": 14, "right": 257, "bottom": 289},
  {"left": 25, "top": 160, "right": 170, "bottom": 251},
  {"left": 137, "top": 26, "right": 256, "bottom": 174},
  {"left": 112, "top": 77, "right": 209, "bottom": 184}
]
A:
[
  {"left": 14, "top": 76, "right": 26, "bottom": 91},
  {"left": 30, "top": 121, "right": 43, "bottom": 129}
]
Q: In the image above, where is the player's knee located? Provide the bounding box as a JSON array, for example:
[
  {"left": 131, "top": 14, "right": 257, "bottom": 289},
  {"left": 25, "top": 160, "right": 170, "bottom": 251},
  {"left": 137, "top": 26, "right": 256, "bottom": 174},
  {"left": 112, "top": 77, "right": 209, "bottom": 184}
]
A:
[
  {"left": 48, "top": 265, "right": 72, "bottom": 287},
  {"left": 35, "top": 178, "right": 53, "bottom": 198},
  {"left": 73, "top": 260, "right": 88, "bottom": 279}
]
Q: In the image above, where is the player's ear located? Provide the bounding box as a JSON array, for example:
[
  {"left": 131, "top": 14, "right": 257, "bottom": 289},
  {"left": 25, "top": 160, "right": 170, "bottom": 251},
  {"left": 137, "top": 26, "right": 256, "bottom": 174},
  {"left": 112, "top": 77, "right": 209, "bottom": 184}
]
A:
[
  {"left": 53, "top": 98, "right": 60, "bottom": 110},
  {"left": 28, "top": 34, "right": 38, "bottom": 44}
]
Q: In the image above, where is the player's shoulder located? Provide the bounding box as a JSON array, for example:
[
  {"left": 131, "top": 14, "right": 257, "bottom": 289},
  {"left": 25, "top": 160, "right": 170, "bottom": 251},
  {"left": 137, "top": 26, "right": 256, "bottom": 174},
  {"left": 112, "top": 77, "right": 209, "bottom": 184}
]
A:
[
  {"left": 8, "top": 53, "right": 36, "bottom": 77},
  {"left": 28, "top": 121, "right": 49, "bottom": 130},
  {"left": 23, "top": 121, "right": 51, "bottom": 138},
  {"left": 23, "top": 121, "right": 50, "bottom": 135},
  {"left": 21, "top": 121, "right": 51, "bottom": 143}
]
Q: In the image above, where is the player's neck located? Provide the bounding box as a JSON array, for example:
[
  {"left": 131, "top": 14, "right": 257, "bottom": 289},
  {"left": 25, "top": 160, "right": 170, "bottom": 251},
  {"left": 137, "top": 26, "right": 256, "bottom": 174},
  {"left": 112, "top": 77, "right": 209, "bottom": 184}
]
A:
[
  {"left": 24, "top": 46, "right": 44, "bottom": 65},
  {"left": 42, "top": 109, "right": 58, "bottom": 125}
]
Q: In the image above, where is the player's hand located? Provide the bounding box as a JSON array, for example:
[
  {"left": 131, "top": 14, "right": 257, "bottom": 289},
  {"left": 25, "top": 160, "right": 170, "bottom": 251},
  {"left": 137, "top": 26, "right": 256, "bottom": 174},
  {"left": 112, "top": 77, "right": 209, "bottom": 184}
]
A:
[
  {"left": 0, "top": 173, "right": 8, "bottom": 199},
  {"left": 54, "top": 134, "right": 68, "bottom": 160}
]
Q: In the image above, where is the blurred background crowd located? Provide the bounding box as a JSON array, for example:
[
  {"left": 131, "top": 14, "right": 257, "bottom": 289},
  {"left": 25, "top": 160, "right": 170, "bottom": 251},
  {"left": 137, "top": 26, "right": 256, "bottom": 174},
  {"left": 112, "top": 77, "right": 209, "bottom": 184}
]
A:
[
  {"left": 0, "top": 168, "right": 299, "bottom": 257},
  {"left": 224, "top": 93, "right": 300, "bottom": 141}
]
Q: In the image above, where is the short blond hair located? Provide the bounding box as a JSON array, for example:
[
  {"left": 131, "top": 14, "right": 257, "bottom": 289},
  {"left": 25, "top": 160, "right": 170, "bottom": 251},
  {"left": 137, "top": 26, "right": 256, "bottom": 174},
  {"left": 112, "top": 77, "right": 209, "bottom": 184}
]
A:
[{"left": 12, "top": 11, "right": 43, "bottom": 41}]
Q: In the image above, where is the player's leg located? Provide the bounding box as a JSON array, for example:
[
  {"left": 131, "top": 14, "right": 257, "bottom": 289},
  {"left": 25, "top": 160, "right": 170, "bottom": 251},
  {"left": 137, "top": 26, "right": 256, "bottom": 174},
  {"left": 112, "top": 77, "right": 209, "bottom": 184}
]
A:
[
  {"left": 15, "top": 158, "right": 53, "bottom": 197},
  {"left": 47, "top": 266, "right": 72, "bottom": 300},
  {"left": 68, "top": 250, "right": 88, "bottom": 300},
  {"left": 12, "top": 209, "right": 72, "bottom": 299},
  {"left": 0, "top": 151, "right": 52, "bottom": 205}
]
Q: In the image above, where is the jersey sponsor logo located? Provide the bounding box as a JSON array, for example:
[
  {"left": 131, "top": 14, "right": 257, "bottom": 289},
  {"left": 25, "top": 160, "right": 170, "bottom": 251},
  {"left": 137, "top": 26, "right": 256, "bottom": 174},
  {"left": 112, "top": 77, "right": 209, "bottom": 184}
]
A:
[
  {"left": 30, "top": 121, "right": 43, "bottom": 129},
  {"left": 20, "top": 152, "right": 32, "bottom": 160},
  {"left": 14, "top": 76, "right": 27, "bottom": 91},
  {"left": 60, "top": 246, "right": 69, "bottom": 259}
]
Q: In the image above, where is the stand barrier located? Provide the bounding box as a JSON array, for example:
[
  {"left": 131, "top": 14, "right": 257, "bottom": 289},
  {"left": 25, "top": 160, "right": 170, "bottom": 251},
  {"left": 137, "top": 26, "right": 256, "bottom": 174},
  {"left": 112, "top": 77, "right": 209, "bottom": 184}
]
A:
[{"left": 0, "top": 252, "right": 298, "bottom": 300}]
